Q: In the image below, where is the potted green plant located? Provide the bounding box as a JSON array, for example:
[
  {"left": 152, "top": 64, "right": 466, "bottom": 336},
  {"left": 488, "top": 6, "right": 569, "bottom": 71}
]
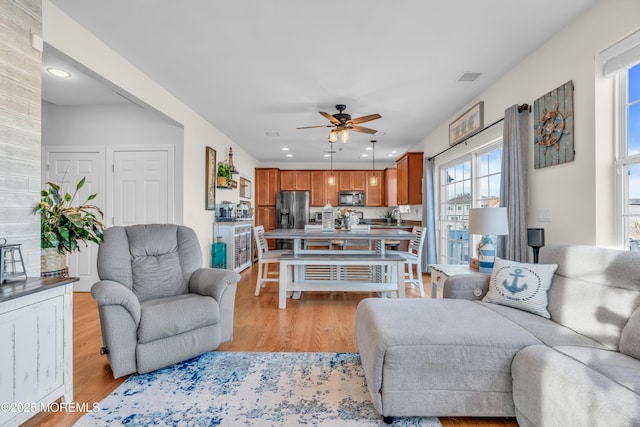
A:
[
  {"left": 34, "top": 177, "right": 105, "bottom": 275},
  {"left": 217, "top": 160, "right": 232, "bottom": 187},
  {"left": 381, "top": 209, "right": 394, "bottom": 224}
]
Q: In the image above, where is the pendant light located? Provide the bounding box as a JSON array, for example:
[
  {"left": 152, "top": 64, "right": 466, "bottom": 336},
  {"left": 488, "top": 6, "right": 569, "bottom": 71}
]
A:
[
  {"left": 328, "top": 143, "right": 335, "bottom": 185},
  {"left": 369, "top": 140, "right": 378, "bottom": 186}
]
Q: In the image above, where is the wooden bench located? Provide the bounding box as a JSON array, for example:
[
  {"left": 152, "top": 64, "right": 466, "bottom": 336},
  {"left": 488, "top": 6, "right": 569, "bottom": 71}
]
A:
[{"left": 277, "top": 253, "right": 405, "bottom": 309}]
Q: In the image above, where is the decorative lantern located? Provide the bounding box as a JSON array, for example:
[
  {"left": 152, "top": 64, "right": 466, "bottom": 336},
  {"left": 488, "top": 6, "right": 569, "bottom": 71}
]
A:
[
  {"left": 0, "top": 238, "right": 27, "bottom": 283},
  {"left": 321, "top": 201, "right": 335, "bottom": 232}
]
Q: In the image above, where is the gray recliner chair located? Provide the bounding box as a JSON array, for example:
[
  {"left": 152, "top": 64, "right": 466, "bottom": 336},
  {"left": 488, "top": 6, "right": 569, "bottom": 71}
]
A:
[{"left": 91, "top": 224, "right": 240, "bottom": 378}]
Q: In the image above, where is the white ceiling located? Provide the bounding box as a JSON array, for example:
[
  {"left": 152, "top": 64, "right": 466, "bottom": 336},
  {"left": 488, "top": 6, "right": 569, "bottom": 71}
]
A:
[{"left": 45, "top": 0, "right": 597, "bottom": 164}]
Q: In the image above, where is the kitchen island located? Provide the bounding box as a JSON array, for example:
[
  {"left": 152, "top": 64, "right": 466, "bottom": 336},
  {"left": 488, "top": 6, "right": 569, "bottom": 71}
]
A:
[{"left": 264, "top": 228, "right": 415, "bottom": 308}]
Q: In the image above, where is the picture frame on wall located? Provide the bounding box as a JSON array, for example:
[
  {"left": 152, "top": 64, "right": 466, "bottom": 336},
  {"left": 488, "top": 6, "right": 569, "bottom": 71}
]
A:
[
  {"left": 205, "top": 146, "right": 216, "bottom": 210},
  {"left": 449, "top": 101, "right": 484, "bottom": 146},
  {"left": 240, "top": 177, "right": 251, "bottom": 199}
]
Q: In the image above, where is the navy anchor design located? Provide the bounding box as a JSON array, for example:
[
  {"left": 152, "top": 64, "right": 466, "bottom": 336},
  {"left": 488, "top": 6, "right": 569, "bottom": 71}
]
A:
[{"left": 502, "top": 268, "right": 528, "bottom": 294}]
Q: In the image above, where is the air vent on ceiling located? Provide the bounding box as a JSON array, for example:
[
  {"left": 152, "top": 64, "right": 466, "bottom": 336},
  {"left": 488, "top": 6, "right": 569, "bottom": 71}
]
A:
[{"left": 457, "top": 72, "right": 481, "bottom": 82}]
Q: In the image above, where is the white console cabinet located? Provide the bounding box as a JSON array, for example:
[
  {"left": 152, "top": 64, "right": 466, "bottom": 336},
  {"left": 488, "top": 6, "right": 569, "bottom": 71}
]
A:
[
  {"left": 0, "top": 277, "right": 76, "bottom": 426},
  {"left": 216, "top": 221, "right": 253, "bottom": 272}
]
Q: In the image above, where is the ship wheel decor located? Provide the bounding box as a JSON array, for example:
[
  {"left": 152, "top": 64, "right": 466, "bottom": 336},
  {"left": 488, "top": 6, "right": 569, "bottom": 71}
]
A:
[{"left": 533, "top": 80, "right": 574, "bottom": 169}]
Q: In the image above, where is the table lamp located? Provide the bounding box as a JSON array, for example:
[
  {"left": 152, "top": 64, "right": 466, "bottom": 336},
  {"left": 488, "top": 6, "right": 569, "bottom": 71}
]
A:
[
  {"left": 527, "top": 228, "right": 545, "bottom": 264},
  {"left": 468, "top": 207, "right": 509, "bottom": 273}
]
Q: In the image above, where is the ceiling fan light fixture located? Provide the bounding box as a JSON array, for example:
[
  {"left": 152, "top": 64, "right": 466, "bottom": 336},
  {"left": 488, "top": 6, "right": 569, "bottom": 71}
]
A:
[
  {"left": 328, "top": 131, "right": 337, "bottom": 143},
  {"left": 340, "top": 129, "right": 349, "bottom": 144}
]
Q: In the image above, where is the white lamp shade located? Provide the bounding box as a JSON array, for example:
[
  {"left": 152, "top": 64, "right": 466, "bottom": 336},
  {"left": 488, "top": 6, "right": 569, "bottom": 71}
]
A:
[{"left": 468, "top": 207, "right": 509, "bottom": 236}]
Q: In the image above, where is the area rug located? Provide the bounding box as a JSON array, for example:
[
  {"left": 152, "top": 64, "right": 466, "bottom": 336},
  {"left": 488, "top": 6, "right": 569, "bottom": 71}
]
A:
[{"left": 75, "top": 352, "right": 442, "bottom": 426}]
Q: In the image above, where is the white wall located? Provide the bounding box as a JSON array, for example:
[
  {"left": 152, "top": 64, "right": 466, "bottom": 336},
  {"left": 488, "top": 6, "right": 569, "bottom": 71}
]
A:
[
  {"left": 418, "top": 0, "right": 640, "bottom": 248},
  {"left": 43, "top": 1, "right": 259, "bottom": 262}
]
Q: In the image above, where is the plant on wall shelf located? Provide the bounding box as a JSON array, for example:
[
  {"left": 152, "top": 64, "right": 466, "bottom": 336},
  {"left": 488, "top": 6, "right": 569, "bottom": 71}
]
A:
[
  {"left": 217, "top": 160, "right": 232, "bottom": 186},
  {"left": 35, "top": 177, "right": 105, "bottom": 255}
]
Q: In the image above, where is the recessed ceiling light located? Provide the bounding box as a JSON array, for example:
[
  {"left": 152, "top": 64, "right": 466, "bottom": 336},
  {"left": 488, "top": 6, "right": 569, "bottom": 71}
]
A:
[
  {"left": 266, "top": 132, "right": 280, "bottom": 137},
  {"left": 47, "top": 68, "right": 71, "bottom": 78},
  {"left": 388, "top": 154, "right": 393, "bottom": 157},
  {"left": 323, "top": 153, "right": 330, "bottom": 158},
  {"left": 365, "top": 147, "right": 372, "bottom": 151},
  {"left": 361, "top": 154, "right": 369, "bottom": 158},
  {"left": 391, "top": 150, "right": 397, "bottom": 154},
  {"left": 281, "top": 147, "right": 289, "bottom": 151},
  {"left": 285, "top": 154, "right": 293, "bottom": 158}
]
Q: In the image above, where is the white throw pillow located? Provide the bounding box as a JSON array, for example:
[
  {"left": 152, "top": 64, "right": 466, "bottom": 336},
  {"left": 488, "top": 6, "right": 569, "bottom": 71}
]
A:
[{"left": 482, "top": 257, "right": 558, "bottom": 318}]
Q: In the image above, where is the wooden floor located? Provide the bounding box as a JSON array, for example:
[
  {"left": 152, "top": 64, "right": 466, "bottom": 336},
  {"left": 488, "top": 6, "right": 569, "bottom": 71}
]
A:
[{"left": 24, "top": 264, "right": 517, "bottom": 427}]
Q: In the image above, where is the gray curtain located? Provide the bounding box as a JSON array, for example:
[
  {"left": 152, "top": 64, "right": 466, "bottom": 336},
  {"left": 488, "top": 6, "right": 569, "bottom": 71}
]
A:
[
  {"left": 422, "top": 157, "right": 438, "bottom": 270},
  {"left": 497, "top": 105, "right": 529, "bottom": 261}
]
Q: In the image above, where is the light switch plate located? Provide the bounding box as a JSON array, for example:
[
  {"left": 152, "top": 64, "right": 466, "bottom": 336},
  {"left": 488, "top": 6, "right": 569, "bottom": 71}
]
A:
[{"left": 538, "top": 208, "right": 552, "bottom": 222}]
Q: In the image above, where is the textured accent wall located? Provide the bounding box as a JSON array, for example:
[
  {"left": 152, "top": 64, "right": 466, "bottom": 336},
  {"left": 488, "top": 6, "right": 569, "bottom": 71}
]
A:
[{"left": 0, "top": 0, "right": 42, "bottom": 276}]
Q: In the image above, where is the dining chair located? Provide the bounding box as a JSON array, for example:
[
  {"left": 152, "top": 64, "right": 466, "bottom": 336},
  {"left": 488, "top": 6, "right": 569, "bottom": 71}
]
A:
[
  {"left": 390, "top": 226, "right": 426, "bottom": 297},
  {"left": 253, "top": 225, "right": 292, "bottom": 296},
  {"left": 332, "top": 224, "right": 371, "bottom": 250},
  {"left": 304, "top": 224, "right": 332, "bottom": 250}
]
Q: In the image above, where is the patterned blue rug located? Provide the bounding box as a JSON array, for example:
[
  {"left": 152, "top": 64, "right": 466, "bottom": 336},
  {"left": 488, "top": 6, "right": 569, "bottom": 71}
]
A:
[{"left": 75, "top": 352, "right": 442, "bottom": 426}]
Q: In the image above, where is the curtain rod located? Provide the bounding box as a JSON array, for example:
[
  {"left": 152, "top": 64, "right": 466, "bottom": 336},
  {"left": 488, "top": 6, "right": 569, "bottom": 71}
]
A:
[{"left": 427, "top": 103, "right": 530, "bottom": 161}]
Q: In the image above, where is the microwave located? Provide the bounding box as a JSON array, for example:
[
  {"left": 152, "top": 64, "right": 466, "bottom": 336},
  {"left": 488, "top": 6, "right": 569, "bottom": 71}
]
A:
[{"left": 338, "top": 191, "right": 365, "bottom": 207}]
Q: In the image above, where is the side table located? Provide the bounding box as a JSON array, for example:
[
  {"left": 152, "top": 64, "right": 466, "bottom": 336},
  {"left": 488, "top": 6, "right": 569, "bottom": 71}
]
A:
[{"left": 428, "top": 264, "right": 486, "bottom": 299}]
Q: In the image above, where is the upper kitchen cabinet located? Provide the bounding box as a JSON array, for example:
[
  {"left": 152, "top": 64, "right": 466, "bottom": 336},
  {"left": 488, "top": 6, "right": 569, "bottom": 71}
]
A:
[
  {"left": 365, "top": 171, "right": 385, "bottom": 206},
  {"left": 396, "top": 152, "right": 423, "bottom": 205},
  {"left": 255, "top": 168, "right": 279, "bottom": 206},
  {"left": 385, "top": 168, "right": 397, "bottom": 207},
  {"left": 280, "top": 170, "right": 310, "bottom": 191},
  {"left": 310, "top": 171, "right": 338, "bottom": 207},
  {"left": 338, "top": 171, "right": 365, "bottom": 191}
]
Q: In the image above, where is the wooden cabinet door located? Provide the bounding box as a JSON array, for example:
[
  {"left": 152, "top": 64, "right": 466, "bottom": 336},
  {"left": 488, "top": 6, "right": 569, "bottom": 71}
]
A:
[
  {"left": 397, "top": 156, "right": 409, "bottom": 205},
  {"left": 385, "top": 168, "right": 397, "bottom": 207},
  {"left": 365, "top": 171, "right": 385, "bottom": 206},
  {"left": 255, "top": 206, "right": 276, "bottom": 249},
  {"left": 280, "top": 170, "right": 310, "bottom": 191},
  {"left": 311, "top": 171, "right": 338, "bottom": 207},
  {"left": 255, "top": 168, "right": 279, "bottom": 206},
  {"left": 338, "top": 171, "right": 365, "bottom": 191},
  {"left": 396, "top": 153, "right": 423, "bottom": 205}
]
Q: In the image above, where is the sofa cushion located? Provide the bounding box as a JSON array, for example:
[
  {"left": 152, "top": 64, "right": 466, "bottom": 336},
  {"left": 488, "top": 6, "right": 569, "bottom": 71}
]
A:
[
  {"left": 512, "top": 345, "right": 640, "bottom": 427},
  {"left": 355, "top": 298, "right": 542, "bottom": 417},
  {"left": 620, "top": 305, "right": 640, "bottom": 359},
  {"left": 476, "top": 301, "right": 607, "bottom": 349},
  {"left": 483, "top": 257, "right": 557, "bottom": 318},
  {"left": 553, "top": 345, "right": 640, "bottom": 394},
  {"left": 541, "top": 244, "right": 640, "bottom": 350},
  {"left": 138, "top": 294, "right": 219, "bottom": 344}
]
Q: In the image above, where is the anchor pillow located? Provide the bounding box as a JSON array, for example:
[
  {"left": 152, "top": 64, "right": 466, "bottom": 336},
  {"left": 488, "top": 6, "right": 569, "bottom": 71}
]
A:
[{"left": 482, "top": 257, "right": 558, "bottom": 319}]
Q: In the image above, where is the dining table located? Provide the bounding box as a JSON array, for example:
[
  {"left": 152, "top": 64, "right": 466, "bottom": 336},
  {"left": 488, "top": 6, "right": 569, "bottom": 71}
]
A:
[{"left": 263, "top": 228, "right": 416, "bottom": 308}]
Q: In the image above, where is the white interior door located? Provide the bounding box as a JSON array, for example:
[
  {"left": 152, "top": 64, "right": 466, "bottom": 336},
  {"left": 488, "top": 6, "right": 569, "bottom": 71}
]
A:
[
  {"left": 111, "top": 149, "right": 173, "bottom": 226},
  {"left": 46, "top": 150, "right": 105, "bottom": 292}
]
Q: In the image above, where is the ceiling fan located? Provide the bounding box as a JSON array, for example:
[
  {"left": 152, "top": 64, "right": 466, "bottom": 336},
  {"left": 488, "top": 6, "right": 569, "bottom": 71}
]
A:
[{"left": 297, "top": 104, "right": 381, "bottom": 143}]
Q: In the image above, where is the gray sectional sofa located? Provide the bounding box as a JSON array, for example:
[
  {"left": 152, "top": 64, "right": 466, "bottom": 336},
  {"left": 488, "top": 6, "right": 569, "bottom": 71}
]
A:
[{"left": 354, "top": 244, "right": 640, "bottom": 425}]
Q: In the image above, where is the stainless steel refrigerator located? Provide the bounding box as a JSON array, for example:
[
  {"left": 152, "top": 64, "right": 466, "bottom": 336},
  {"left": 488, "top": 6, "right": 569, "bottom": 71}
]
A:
[{"left": 276, "top": 191, "right": 310, "bottom": 249}]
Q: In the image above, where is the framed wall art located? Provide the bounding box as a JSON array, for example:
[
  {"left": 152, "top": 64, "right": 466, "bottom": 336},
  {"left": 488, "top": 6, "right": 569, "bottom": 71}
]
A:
[
  {"left": 449, "top": 101, "right": 484, "bottom": 146},
  {"left": 205, "top": 146, "right": 216, "bottom": 210},
  {"left": 533, "top": 80, "right": 574, "bottom": 169},
  {"left": 240, "top": 177, "right": 251, "bottom": 199}
]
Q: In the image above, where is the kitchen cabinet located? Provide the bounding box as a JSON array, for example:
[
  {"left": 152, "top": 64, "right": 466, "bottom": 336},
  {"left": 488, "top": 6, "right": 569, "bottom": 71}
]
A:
[
  {"left": 338, "top": 171, "right": 365, "bottom": 191},
  {"left": 396, "top": 152, "right": 423, "bottom": 205},
  {"left": 0, "top": 278, "right": 76, "bottom": 426},
  {"left": 216, "top": 222, "right": 253, "bottom": 272},
  {"left": 255, "top": 206, "right": 276, "bottom": 249},
  {"left": 310, "top": 171, "right": 338, "bottom": 207},
  {"left": 385, "top": 168, "right": 397, "bottom": 207},
  {"left": 365, "top": 171, "right": 385, "bottom": 206},
  {"left": 280, "top": 170, "right": 310, "bottom": 191},
  {"left": 255, "top": 168, "right": 279, "bottom": 206}
]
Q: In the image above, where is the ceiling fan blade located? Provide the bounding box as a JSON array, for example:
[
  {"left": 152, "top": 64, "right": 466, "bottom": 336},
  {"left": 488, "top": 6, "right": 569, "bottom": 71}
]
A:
[
  {"left": 350, "top": 113, "right": 382, "bottom": 125},
  {"left": 351, "top": 125, "right": 378, "bottom": 134},
  {"left": 320, "top": 111, "right": 342, "bottom": 125},
  {"left": 296, "top": 124, "right": 333, "bottom": 130}
]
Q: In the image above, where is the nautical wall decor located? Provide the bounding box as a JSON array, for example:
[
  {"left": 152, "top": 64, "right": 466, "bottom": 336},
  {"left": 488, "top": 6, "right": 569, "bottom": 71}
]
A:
[{"left": 533, "top": 80, "right": 574, "bottom": 169}]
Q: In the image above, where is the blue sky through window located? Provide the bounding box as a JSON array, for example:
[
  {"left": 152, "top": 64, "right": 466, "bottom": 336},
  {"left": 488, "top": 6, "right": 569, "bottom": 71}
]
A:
[{"left": 629, "top": 63, "right": 640, "bottom": 155}]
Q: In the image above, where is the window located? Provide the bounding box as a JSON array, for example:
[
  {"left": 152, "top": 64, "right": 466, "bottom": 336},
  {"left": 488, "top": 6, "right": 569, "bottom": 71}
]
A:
[
  {"left": 438, "top": 143, "right": 502, "bottom": 264},
  {"left": 617, "top": 62, "right": 640, "bottom": 251}
]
